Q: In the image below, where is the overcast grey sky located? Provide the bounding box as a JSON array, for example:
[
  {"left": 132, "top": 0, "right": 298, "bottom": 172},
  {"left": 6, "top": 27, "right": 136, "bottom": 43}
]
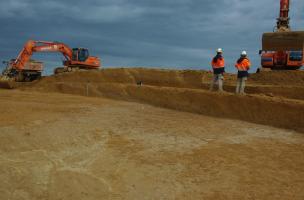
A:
[{"left": 1, "top": 0, "right": 304, "bottom": 74}]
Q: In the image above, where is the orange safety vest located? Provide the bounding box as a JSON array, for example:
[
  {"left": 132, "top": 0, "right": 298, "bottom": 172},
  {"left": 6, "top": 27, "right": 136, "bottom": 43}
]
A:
[
  {"left": 235, "top": 57, "right": 251, "bottom": 71},
  {"left": 211, "top": 57, "right": 225, "bottom": 69}
]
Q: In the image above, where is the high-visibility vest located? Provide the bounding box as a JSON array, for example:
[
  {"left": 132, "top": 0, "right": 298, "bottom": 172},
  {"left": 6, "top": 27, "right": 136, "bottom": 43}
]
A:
[
  {"left": 235, "top": 58, "right": 251, "bottom": 71},
  {"left": 211, "top": 57, "right": 225, "bottom": 69}
]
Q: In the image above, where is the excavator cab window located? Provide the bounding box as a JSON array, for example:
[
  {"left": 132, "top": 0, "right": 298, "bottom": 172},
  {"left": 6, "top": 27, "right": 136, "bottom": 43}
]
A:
[
  {"left": 78, "top": 49, "right": 89, "bottom": 62},
  {"left": 72, "top": 48, "right": 89, "bottom": 62},
  {"left": 289, "top": 51, "right": 303, "bottom": 62}
]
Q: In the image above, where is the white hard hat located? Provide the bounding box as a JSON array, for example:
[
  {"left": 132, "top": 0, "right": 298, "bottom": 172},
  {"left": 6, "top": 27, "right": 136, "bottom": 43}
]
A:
[
  {"left": 241, "top": 51, "right": 247, "bottom": 56},
  {"left": 217, "top": 48, "right": 223, "bottom": 53}
]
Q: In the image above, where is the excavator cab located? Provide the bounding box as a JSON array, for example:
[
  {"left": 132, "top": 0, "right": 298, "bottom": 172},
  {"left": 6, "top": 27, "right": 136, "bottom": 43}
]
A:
[
  {"left": 72, "top": 48, "right": 89, "bottom": 62},
  {"left": 289, "top": 51, "right": 303, "bottom": 62},
  {"left": 287, "top": 51, "right": 303, "bottom": 68},
  {"left": 63, "top": 47, "right": 100, "bottom": 70}
]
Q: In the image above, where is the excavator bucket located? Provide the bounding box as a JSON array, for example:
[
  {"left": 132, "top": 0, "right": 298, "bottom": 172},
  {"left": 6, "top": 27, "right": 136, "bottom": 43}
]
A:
[
  {"left": 262, "top": 31, "right": 304, "bottom": 51},
  {"left": 0, "top": 76, "right": 16, "bottom": 89},
  {"left": 0, "top": 65, "right": 15, "bottom": 89}
]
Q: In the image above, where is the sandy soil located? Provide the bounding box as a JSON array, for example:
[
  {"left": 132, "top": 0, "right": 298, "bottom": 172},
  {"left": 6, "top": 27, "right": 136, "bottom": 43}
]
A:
[
  {"left": 16, "top": 69, "right": 304, "bottom": 131},
  {"left": 1, "top": 90, "right": 304, "bottom": 200}
]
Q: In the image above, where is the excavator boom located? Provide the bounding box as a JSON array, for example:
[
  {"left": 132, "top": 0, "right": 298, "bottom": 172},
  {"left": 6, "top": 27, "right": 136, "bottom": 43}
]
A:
[
  {"left": 276, "top": 0, "right": 290, "bottom": 31},
  {"left": 13, "top": 40, "right": 75, "bottom": 71}
]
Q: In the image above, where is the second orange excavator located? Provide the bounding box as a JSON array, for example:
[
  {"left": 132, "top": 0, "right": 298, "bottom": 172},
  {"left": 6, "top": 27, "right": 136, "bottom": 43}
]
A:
[
  {"left": 1, "top": 40, "right": 101, "bottom": 81},
  {"left": 260, "top": 0, "right": 304, "bottom": 70}
]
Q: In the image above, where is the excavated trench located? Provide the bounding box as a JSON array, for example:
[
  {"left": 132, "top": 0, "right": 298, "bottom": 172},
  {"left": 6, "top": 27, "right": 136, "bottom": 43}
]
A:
[{"left": 15, "top": 68, "right": 304, "bottom": 132}]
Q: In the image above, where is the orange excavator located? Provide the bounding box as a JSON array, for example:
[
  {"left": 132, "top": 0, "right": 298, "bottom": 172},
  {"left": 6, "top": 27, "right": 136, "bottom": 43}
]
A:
[
  {"left": 260, "top": 0, "right": 304, "bottom": 70},
  {"left": 1, "top": 40, "right": 101, "bottom": 82}
]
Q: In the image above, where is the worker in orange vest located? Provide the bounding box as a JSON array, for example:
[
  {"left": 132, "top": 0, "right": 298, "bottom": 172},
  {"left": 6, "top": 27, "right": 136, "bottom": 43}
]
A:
[
  {"left": 235, "top": 51, "right": 251, "bottom": 95},
  {"left": 210, "top": 48, "right": 225, "bottom": 92}
]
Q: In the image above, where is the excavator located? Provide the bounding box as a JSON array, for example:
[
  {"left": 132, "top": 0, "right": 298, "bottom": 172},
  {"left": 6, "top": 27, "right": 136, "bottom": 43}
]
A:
[
  {"left": 1, "top": 40, "right": 101, "bottom": 82},
  {"left": 260, "top": 0, "right": 304, "bottom": 70}
]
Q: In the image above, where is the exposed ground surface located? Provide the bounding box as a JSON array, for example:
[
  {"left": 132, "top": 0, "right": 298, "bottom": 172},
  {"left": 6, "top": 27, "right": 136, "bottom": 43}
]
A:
[
  {"left": 0, "top": 90, "right": 304, "bottom": 200},
  {"left": 1, "top": 68, "right": 304, "bottom": 199},
  {"left": 18, "top": 69, "right": 304, "bottom": 131}
]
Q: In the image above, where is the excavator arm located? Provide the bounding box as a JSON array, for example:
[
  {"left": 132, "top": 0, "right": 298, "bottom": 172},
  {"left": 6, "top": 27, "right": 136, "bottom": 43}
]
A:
[
  {"left": 276, "top": 0, "right": 290, "bottom": 32},
  {"left": 13, "top": 40, "right": 73, "bottom": 70}
]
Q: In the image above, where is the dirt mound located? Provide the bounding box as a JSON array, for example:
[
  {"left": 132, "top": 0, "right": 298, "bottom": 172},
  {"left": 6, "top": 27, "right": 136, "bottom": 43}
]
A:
[
  {"left": 29, "top": 68, "right": 304, "bottom": 88},
  {"left": 23, "top": 68, "right": 304, "bottom": 100},
  {"left": 19, "top": 68, "right": 304, "bottom": 132},
  {"left": 249, "top": 70, "right": 304, "bottom": 86},
  {"left": 29, "top": 68, "right": 237, "bottom": 88}
]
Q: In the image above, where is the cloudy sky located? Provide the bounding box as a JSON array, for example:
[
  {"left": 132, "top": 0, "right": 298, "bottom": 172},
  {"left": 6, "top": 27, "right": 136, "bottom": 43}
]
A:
[{"left": 1, "top": 0, "right": 304, "bottom": 74}]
